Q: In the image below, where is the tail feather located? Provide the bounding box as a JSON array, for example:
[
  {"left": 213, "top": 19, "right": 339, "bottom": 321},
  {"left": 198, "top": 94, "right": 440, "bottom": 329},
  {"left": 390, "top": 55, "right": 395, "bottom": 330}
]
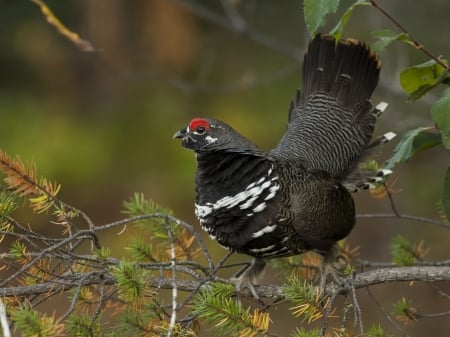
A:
[
  {"left": 301, "top": 34, "right": 381, "bottom": 108},
  {"left": 372, "top": 102, "right": 389, "bottom": 118},
  {"left": 336, "top": 38, "right": 380, "bottom": 107},
  {"left": 343, "top": 168, "right": 393, "bottom": 193},
  {"left": 301, "top": 34, "right": 336, "bottom": 99},
  {"left": 368, "top": 131, "right": 396, "bottom": 149}
]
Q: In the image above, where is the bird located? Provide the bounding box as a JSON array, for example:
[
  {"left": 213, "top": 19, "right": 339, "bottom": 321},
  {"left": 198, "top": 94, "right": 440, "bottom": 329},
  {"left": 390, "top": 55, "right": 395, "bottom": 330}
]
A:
[{"left": 173, "top": 34, "right": 395, "bottom": 297}]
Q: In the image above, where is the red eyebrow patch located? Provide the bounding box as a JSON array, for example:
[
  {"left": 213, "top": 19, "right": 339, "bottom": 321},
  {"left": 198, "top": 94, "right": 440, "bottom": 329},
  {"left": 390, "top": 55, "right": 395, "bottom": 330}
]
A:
[{"left": 189, "top": 118, "right": 211, "bottom": 131}]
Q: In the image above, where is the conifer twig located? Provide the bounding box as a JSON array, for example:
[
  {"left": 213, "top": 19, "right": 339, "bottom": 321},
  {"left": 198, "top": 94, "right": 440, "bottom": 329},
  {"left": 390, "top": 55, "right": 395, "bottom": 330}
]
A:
[{"left": 366, "top": 287, "right": 410, "bottom": 337}]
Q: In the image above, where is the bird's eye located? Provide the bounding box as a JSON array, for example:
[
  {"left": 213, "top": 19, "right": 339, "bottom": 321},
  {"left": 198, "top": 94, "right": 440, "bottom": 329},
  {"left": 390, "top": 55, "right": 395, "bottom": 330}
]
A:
[{"left": 195, "top": 126, "right": 206, "bottom": 134}]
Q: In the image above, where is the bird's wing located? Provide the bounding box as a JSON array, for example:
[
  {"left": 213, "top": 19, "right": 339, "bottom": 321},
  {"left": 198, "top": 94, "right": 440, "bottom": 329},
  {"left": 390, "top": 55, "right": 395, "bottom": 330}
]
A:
[{"left": 271, "top": 34, "right": 381, "bottom": 179}]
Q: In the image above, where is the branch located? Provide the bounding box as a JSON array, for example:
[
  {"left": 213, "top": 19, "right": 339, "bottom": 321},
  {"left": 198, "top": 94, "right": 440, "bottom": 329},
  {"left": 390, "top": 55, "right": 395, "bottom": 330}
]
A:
[
  {"left": 368, "top": 0, "right": 449, "bottom": 71},
  {"left": 0, "top": 299, "right": 11, "bottom": 337},
  {"left": 172, "top": 0, "right": 302, "bottom": 59},
  {"left": 366, "top": 287, "right": 411, "bottom": 337},
  {"left": 350, "top": 266, "right": 450, "bottom": 288},
  {"left": 250, "top": 266, "right": 450, "bottom": 298},
  {"left": 2, "top": 266, "right": 449, "bottom": 300},
  {"left": 357, "top": 213, "right": 449, "bottom": 230}
]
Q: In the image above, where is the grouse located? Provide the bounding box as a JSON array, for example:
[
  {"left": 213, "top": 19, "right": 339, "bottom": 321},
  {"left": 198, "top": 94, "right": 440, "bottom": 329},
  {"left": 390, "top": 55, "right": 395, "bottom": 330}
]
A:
[{"left": 174, "top": 34, "right": 394, "bottom": 296}]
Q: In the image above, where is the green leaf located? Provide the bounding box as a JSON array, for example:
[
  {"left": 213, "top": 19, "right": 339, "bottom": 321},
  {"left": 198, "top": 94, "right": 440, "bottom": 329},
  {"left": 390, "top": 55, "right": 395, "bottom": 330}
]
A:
[
  {"left": 330, "top": 0, "right": 369, "bottom": 41},
  {"left": 400, "top": 59, "right": 448, "bottom": 101},
  {"left": 384, "top": 127, "right": 441, "bottom": 169},
  {"left": 443, "top": 167, "right": 450, "bottom": 221},
  {"left": 304, "top": 0, "right": 340, "bottom": 36},
  {"left": 431, "top": 87, "right": 450, "bottom": 149},
  {"left": 370, "top": 29, "right": 410, "bottom": 53}
]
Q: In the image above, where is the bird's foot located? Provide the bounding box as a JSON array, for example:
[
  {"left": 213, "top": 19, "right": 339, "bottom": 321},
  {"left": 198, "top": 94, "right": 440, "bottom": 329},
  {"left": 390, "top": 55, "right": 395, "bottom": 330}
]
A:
[
  {"left": 318, "top": 245, "right": 350, "bottom": 292},
  {"left": 230, "top": 258, "right": 266, "bottom": 299},
  {"left": 230, "top": 274, "right": 260, "bottom": 299}
]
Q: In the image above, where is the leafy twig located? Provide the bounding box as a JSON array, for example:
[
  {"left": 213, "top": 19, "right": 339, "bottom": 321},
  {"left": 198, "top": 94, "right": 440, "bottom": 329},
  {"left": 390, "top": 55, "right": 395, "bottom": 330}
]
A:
[{"left": 368, "top": 0, "right": 449, "bottom": 71}]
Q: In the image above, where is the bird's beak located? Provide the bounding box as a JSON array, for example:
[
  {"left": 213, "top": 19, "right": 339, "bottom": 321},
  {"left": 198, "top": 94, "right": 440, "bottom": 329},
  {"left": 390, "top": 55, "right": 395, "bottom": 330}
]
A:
[{"left": 173, "top": 127, "right": 187, "bottom": 139}]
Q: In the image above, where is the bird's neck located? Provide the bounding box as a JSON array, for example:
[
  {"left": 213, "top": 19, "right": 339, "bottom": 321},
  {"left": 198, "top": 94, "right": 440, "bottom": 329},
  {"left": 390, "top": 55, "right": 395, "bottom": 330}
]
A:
[{"left": 194, "top": 151, "right": 273, "bottom": 204}]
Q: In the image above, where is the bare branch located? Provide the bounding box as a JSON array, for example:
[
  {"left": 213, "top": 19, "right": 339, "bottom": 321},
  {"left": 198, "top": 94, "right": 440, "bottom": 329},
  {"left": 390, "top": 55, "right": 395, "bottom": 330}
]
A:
[
  {"left": 357, "top": 213, "right": 449, "bottom": 230},
  {"left": 165, "top": 217, "right": 178, "bottom": 337},
  {"left": 172, "top": 0, "right": 302, "bottom": 59},
  {"left": 220, "top": 0, "right": 246, "bottom": 31},
  {"left": 1, "top": 266, "right": 449, "bottom": 300},
  {"left": 0, "top": 299, "right": 11, "bottom": 337}
]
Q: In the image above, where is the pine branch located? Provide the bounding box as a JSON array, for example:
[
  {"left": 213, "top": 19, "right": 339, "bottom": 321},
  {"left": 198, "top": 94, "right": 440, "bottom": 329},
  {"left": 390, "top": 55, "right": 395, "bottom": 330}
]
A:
[
  {"left": 1, "top": 266, "right": 449, "bottom": 299},
  {"left": 0, "top": 151, "right": 60, "bottom": 213}
]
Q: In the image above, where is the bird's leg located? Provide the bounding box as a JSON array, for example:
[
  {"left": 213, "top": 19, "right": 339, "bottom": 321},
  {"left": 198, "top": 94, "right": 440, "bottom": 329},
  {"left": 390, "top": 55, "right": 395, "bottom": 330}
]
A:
[
  {"left": 230, "top": 258, "right": 266, "bottom": 299},
  {"left": 318, "top": 244, "right": 349, "bottom": 291}
]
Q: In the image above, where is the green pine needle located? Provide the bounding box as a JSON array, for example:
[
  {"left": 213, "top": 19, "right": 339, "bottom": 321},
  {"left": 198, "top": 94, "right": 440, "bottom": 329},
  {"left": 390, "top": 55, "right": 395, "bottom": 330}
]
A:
[
  {"left": 392, "top": 297, "right": 417, "bottom": 325},
  {"left": 193, "top": 283, "right": 270, "bottom": 337},
  {"left": 9, "top": 240, "right": 27, "bottom": 259},
  {"left": 291, "top": 327, "right": 321, "bottom": 337},
  {"left": 66, "top": 313, "right": 101, "bottom": 337},
  {"left": 126, "top": 236, "right": 160, "bottom": 262},
  {"left": 283, "top": 276, "right": 326, "bottom": 323},
  {"left": 0, "top": 191, "right": 18, "bottom": 216},
  {"left": 122, "top": 192, "right": 180, "bottom": 239},
  {"left": 94, "top": 246, "right": 111, "bottom": 260},
  {"left": 110, "top": 260, "right": 150, "bottom": 304},
  {"left": 367, "top": 324, "right": 393, "bottom": 337},
  {"left": 390, "top": 235, "right": 416, "bottom": 266},
  {"left": 11, "top": 304, "right": 61, "bottom": 337},
  {"left": 122, "top": 192, "right": 172, "bottom": 217}
]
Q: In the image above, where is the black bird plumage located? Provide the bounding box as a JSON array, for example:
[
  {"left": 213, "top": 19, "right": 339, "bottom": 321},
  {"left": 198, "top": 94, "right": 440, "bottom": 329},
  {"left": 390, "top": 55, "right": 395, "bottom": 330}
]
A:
[{"left": 174, "top": 34, "right": 394, "bottom": 295}]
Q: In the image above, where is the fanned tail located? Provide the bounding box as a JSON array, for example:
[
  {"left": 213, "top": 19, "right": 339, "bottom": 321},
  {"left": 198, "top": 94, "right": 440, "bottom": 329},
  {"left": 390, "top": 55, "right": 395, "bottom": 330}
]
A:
[
  {"left": 277, "top": 34, "right": 390, "bottom": 180},
  {"left": 300, "top": 34, "right": 381, "bottom": 109}
]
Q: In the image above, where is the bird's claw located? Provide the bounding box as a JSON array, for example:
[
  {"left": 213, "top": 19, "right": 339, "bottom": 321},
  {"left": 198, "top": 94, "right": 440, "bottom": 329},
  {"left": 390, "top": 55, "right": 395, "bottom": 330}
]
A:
[
  {"left": 230, "top": 258, "right": 266, "bottom": 299},
  {"left": 318, "top": 246, "right": 351, "bottom": 292},
  {"left": 230, "top": 275, "right": 260, "bottom": 299}
]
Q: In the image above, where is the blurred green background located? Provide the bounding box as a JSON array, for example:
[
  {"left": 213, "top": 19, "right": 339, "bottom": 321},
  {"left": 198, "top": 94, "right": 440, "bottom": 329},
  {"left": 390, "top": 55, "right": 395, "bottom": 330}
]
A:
[{"left": 1, "top": 0, "right": 449, "bottom": 335}]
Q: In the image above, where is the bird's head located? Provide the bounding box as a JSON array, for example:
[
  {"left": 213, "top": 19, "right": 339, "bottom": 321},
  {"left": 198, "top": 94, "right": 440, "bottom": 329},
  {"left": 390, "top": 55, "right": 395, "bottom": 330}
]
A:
[
  {"left": 173, "top": 118, "right": 224, "bottom": 152},
  {"left": 173, "top": 118, "right": 262, "bottom": 154}
]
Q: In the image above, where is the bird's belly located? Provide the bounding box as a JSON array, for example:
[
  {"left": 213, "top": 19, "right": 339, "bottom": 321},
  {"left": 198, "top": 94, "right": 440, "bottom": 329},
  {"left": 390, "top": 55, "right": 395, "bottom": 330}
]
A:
[{"left": 198, "top": 210, "right": 310, "bottom": 259}]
